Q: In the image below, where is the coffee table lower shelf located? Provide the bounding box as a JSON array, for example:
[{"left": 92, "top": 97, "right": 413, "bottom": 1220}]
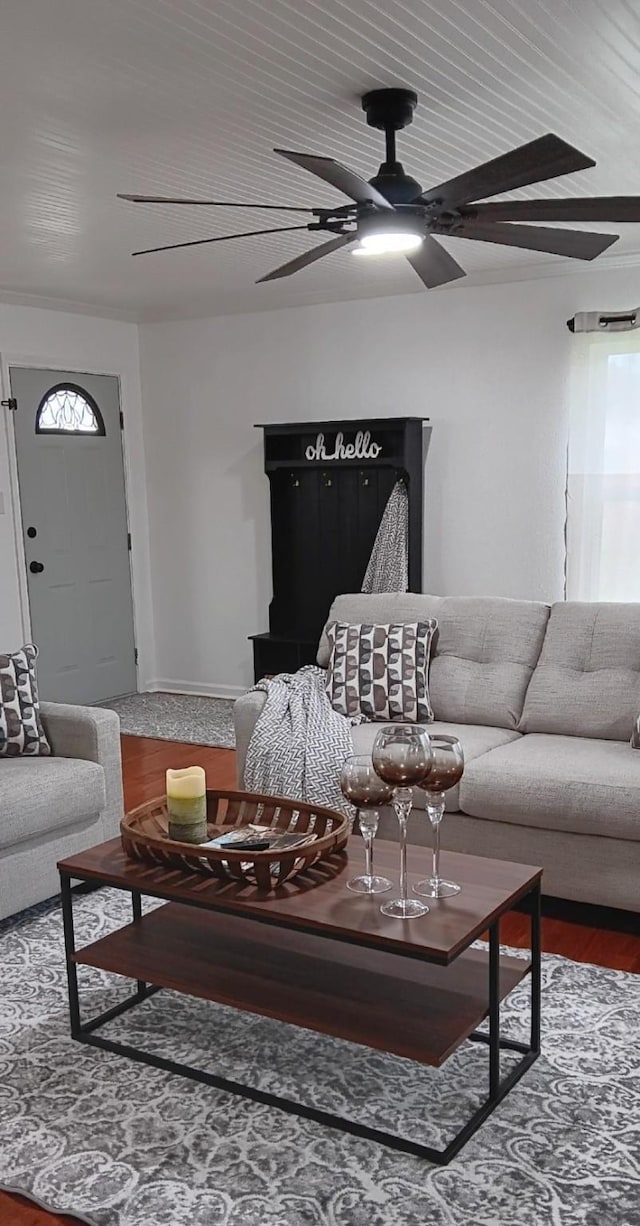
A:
[{"left": 62, "top": 895, "right": 540, "bottom": 1165}]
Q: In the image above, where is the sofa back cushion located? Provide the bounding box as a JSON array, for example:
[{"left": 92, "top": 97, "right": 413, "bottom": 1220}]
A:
[
  {"left": 520, "top": 601, "right": 640, "bottom": 740},
  {"left": 318, "top": 593, "right": 550, "bottom": 730}
]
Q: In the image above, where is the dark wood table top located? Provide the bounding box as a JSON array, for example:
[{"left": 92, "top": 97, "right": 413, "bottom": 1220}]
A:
[{"left": 60, "top": 836, "right": 541, "bottom": 966}]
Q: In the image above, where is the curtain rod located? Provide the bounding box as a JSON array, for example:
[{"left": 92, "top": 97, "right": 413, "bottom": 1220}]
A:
[{"left": 567, "top": 308, "right": 639, "bottom": 333}]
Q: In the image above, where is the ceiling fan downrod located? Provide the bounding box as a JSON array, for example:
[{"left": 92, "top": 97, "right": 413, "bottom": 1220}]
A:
[{"left": 362, "top": 88, "right": 423, "bottom": 205}]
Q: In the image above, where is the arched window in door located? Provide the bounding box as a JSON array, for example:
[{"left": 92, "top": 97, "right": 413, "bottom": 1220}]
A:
[{"left": 36, "top": 383, "right": 105, "bottom": 435}]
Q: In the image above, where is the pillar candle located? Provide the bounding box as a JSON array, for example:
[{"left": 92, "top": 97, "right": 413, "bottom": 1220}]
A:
[{"left": 166, "top": 766, "right": 207, "bottom": 844}]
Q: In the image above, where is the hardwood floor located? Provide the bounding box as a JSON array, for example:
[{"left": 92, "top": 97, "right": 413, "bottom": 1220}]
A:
[
  {"left": 2, "top": 733, "right": 639, "bottom": 1225},
  {"left": 119, "top": 733, "right": 237, "bottom": 809}
]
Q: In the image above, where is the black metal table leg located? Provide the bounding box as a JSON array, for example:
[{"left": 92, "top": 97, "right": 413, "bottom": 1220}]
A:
[
  {"left": 488, "top": 918, "right": 501, "bottom": 1099},
  {"left": 59, "top": 870, "right": 161, "bottom": 1041},
  {"left": 131, "top": 889, "right": 147, "bottom": 997},
  {"left": 530, "top": 879, "right": 542, "bottom": 1053},
  {"left": 61, "top": 871, "right": 81, "bottom": 1038},
  {"left": 456, "top": 881, "right": 541, "bottom": 1162}
]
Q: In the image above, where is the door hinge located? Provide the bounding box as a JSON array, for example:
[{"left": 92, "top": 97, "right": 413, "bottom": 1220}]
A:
[
  {"left": 134, "top": 647, "right": 139, "bottom": 665},
  {"left": 127, "top": 532, "right": 132, "bottom": 551},
  {"left": 119, "top": 410, "right": 124, "bottom": 429},
  {"left": 1, "top": 397, "right": 17, "bottom": 412}
]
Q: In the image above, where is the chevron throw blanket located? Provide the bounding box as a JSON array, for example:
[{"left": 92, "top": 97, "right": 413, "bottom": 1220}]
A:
[{"left": 244, "top": 666, "right": 353, "bottom": 817}]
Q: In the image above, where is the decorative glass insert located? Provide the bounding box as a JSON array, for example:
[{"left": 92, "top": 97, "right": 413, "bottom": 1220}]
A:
[{"left": 36, "top": 383, "right": 105, "bottom": 435}]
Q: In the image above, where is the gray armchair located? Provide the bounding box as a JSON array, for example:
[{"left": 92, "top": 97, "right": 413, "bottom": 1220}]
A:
[{"left": 0, "top": 702, "right": 123, "bottom": 920}]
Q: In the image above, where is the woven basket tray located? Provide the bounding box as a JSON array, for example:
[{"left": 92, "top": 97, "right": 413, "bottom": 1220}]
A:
[{"left": 121, "top": 789, "right": 349, "bottom": 891}]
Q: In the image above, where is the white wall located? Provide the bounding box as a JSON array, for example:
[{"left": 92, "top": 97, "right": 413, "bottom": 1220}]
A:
[
  {"left": 10, "top": 265, "right": 639, "bottom": 701},
  {"left": 0, "top": 303, "right": 155, "bottom": 687},
  {"left": 139, "top": 262, "right": 640, "bottom": 696}
]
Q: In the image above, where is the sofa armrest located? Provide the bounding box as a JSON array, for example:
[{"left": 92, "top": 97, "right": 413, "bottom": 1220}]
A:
[
  {"left": 39, "top": 702, "right": 124, "bottom": 838},
  {"left": 233, "top": 691, "right": 267, "bottom": 786}
]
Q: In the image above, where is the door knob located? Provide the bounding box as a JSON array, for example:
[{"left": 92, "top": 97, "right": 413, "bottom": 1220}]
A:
[{"left": 29, "top": 561, "right": 44, "bottom": 574}]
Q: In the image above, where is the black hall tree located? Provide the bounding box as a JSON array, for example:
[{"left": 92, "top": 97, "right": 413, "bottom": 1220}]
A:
[{"left": 250, "top": 418, "right": 430, "bottom": 681}]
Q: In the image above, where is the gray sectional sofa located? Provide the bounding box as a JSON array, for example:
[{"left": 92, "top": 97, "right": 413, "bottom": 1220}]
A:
[
  {"left": 234, "top": 594, "right": 640, "bottom": 913},
  {"left": 0, "top": 702, "right": 123, "bottom": 920}
]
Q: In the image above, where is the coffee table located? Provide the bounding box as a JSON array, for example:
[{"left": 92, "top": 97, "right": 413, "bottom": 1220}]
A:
[{"left": 58, "top": 836, "right": 541, "bottom": 1165}]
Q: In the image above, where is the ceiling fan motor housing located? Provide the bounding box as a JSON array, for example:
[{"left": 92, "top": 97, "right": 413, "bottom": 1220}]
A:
[{"left": 368, "top": 164, "right": 423, "bottom": 205}]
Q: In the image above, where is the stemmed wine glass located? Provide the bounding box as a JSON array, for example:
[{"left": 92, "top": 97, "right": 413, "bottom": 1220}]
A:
[
  {"left": 413, "top": 735, "right": 465, "bottom": 899},
  {"left": 339, "top": 755, "right": 394, "bottom": 894},
  {"left": 371, "top": 725, "right": 432, "bottom": 918}
]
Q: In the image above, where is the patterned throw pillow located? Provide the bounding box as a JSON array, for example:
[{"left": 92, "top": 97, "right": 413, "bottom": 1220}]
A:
[
  {"left": 0, "top": 644, "right": 51, "bottom": 756},
  {"left": 324, "top": 621, "right": 437, "bottom": 722}
]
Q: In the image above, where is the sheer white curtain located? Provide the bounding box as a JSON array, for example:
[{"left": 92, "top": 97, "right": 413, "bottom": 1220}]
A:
[{"left": 567, "top": 332, "right": 640, "bottom": 601}]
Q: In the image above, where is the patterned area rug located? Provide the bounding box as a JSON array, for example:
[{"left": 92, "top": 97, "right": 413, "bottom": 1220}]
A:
[
  {"left": 1, "top": 889, "right": 639, "bottom": 1226},
  {"left": 98, "top": 693, "right": 236, "bottom": 748}
]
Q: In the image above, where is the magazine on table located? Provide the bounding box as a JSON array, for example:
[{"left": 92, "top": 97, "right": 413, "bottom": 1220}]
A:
[{"left": 202, "top": 824, "right": 317, "bottom": 853}]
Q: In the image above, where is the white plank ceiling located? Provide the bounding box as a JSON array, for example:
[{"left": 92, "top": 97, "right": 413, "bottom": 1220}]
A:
[{"left": 1, "top": 0, "right": 640, "bottom": 319}]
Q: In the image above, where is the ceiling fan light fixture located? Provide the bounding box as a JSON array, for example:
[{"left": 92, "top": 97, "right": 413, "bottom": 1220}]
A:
[
  {"left": 353, "top": 210, "right": 425, "bottom": 256},
  {"left": 354, "top": 230, "right": 424, "bottom": 255}
]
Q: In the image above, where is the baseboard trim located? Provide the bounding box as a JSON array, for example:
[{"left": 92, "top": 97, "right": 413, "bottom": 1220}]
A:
[{"left": 145, "top": 679, "right": 246, "bottom": 701}]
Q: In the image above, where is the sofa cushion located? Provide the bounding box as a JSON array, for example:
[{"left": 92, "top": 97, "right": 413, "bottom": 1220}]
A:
[
  {"left": 319, "top": 593, "right": 549, "bottom": 730},
  {"left": 350, "top": 721, "right": 521, "bottom": 812},
  {"left": 459, "top": 733, "right": 640, "bottom": 841},
  {"left": 429, "top": 597, "right": 549, "bottom": 730},
  {"left": 0, "top": 644, "right": 51, "bottom": 756},
  {"left": 0, "top": 756, "right": 106, "bottom": 850},
  {"left": 325, "top": 620, "right": 437, "bottom": 722},
  {"left": 520, "top": 602, "right": 640, "bottom": 741}
]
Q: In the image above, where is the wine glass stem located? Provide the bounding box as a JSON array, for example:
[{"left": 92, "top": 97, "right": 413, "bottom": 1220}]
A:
[
  {"left": 428, "top": 797, "right": 445, "bottom": 884},
  {"left": 399, "top": 816, "right": 408, "bottom": 902},
  {"left": 364, "top": 832, "right": 373, "bottom": 879},
  {"left": 432, "top": 820, "right": 440, "bottom": 883},
  {"left": 393, "top": 791, "right": 412, "bottom": 903}
]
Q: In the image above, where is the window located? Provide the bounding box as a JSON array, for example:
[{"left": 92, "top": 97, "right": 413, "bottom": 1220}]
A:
[
  {"left": 36, "top": 383, "right": 105, "bottom": 435},
  {"left": 566, "top": 332, "right": 640, "bottom": 601}
]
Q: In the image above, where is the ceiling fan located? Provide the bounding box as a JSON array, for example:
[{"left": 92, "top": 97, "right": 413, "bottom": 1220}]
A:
[{"left": 118, "top": 88, "right": 640, "bottom": 288}]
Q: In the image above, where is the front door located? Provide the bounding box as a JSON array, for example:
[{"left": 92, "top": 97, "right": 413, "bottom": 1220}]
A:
[{"left": 10, "top": 367, "right": 137, "bottom": 704}]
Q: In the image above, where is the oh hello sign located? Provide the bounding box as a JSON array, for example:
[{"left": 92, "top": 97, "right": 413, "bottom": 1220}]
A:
[{"left": 305, "top": 430, "right": 382, "bottom": 462}]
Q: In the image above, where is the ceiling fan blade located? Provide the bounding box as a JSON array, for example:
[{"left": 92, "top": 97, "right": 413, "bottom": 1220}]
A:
[
  {"left": 447, "top": 220, "right": 618, "bottom": 260},
  {"left": 462, "top": 196, "right": 640, "bottom": 224},
  {"left": 407, "top": 234, "right": 466, "bottom": 288},
  {"left": 275, "top": 150, "right": 394, "bottom": 210},
  {"left": 257, "top": 234, "right": 356, "bottom": 282},
  {"left": 118, "top": 193, "right": 317, "bottom": 213},
  {"left": 132, "top": 224, "right": 310, "bottom": 256},
  {"left": 419, "top": 134, "right": 595, "bottom": 210}
]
